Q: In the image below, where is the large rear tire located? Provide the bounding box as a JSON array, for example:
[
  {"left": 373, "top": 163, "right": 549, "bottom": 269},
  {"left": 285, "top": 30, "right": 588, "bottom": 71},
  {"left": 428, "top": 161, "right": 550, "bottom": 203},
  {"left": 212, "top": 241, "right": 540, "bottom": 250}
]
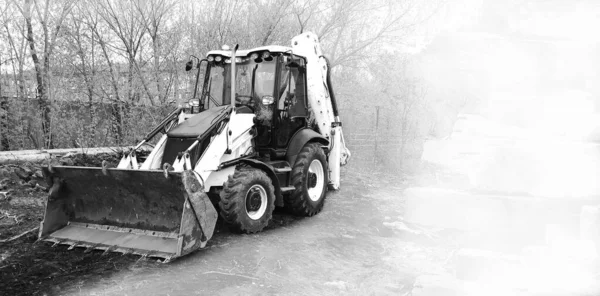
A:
[
  {"left": 219, "top": 167, "right": 275, "bottom": 233},
  {"left": 285, "top": 142, "right": 328, "bottom": 216}
]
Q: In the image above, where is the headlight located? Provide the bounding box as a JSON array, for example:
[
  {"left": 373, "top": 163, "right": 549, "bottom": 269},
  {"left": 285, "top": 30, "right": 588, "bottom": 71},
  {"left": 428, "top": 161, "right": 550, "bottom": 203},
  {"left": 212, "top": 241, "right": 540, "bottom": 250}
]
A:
[
  {"left": 207, "top": 56, "right": 214, "bottom": 62},
  {"left": 263, "top": 52, "right": 272, "bottom": 61},
  {"left": 215, "top": 56, "right": 222, "bottom": 62}
]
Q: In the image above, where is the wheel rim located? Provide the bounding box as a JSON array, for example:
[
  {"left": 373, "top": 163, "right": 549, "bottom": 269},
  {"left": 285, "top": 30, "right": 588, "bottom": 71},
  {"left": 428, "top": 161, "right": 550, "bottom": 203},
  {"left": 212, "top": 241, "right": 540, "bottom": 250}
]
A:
[
  {"left": 245, "top": 184, "right": 267, "bottom": 220},
  {"left": 307, "top": 159, "right": 324, "bottom": 202}
]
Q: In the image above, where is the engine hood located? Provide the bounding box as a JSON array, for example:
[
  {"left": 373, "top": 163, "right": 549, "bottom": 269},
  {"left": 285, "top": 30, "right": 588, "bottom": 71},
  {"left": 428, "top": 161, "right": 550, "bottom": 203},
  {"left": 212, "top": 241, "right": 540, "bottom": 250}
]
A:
[{"left": 167, "top": 105, "right": 230, "bottom": 139}]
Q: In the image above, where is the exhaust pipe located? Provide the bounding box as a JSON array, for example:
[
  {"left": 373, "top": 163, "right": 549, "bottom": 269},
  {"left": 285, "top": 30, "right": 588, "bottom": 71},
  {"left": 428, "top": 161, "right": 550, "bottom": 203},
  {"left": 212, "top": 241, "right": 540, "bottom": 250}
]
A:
[{"left": 230, "top": 44, "right": 239, "bottom": 109}]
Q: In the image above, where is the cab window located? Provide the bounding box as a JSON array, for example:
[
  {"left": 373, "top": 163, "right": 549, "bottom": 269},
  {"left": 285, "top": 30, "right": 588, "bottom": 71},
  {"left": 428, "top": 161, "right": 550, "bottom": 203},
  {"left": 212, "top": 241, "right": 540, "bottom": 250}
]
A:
[{"left": 278, "top": 56, "right": 307, "bottom": 117}]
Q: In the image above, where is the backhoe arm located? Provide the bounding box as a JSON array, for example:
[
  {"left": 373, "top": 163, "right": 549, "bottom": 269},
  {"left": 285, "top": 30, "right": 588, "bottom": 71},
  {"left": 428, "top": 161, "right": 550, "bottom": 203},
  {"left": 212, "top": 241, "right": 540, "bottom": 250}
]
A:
[{"left": 291, "top": 32, "right": 351, "bottom": 190}]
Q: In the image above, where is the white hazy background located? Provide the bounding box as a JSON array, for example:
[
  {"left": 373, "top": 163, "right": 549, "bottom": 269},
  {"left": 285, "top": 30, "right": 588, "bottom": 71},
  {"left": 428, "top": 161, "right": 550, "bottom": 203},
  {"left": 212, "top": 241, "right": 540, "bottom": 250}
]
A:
[{"left": 1, "top": 1, "right": 600, "bottom": 294}]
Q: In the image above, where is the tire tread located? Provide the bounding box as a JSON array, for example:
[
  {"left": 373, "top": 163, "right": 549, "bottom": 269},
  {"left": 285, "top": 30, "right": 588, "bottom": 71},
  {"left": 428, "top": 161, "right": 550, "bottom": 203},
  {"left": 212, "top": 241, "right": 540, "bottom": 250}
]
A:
[
  {"left": 219, "top": 167, "right": 275, "bottom": 233},
  {"left": 284, "top": 142, "right": 328, "bottom": 216}
]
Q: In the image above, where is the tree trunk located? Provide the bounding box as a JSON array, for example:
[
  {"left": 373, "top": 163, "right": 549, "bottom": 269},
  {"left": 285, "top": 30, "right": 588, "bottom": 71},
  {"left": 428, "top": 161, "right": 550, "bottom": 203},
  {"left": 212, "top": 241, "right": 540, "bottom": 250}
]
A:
[
  {"left": 0, "top": 99, "right": 9, "bottom": 151},
  {"left": 16, "top": 63, "right": 26, "bottom": 149},
  {"left": 86, "top": 83, "right": 95, "bottom": 146},
  {"left": 96, "top": 36, "right": 123, "bottom": 145},
  {"left": 110, "top": 102, "right": 123, "bottom": 145},
  {"left": 128, "top": 57, "right": 135, "bottom": 103},
  {"left": 152, "top": 36, "right": 163, "bottom": 103},
  {"left": 80, "top": 55, "right": 96, "bottom": 147},
  {"left": 24, "top": 0, "right": 53, "bottom": 149}
]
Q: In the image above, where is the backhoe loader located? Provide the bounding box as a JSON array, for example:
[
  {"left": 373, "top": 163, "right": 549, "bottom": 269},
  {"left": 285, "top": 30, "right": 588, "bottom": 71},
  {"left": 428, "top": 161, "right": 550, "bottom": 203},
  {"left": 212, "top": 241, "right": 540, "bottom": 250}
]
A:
[{"left": 39, "top": 32, "right": 351, "bottom": 262}]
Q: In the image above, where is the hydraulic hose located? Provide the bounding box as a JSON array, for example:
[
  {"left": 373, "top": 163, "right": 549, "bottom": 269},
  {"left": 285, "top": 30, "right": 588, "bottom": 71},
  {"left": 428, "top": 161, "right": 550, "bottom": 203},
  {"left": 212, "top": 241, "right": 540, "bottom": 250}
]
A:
[{"left": 322, "top": 56, "right": 339, "bottom": 118}]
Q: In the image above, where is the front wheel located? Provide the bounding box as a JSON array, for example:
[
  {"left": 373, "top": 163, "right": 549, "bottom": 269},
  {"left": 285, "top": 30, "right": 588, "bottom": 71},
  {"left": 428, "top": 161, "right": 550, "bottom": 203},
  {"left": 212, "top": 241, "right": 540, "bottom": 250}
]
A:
[
  {"left": 285, "top": 142, "right": 329, "bottom": 216},
  {"left": 219, "top": 167, "right": 275, "bottom": 233}
]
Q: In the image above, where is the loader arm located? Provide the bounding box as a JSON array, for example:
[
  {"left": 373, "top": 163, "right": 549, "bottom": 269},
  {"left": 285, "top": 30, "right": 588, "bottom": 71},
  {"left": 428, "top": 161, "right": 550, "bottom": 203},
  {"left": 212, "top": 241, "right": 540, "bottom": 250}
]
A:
[{"left": 118, "top": 106, "right": 183, "bottom": 169}]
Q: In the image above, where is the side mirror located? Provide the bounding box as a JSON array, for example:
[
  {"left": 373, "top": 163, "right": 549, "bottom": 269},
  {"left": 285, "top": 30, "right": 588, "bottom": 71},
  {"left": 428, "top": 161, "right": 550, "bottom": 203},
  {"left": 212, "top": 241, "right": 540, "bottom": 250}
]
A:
[{"left": 185, "top": 60, "right": 194, "bottom": 71}]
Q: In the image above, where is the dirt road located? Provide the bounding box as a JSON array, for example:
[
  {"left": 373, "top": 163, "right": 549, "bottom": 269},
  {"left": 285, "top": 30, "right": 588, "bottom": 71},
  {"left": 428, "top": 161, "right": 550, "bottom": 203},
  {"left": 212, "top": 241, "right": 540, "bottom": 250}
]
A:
[
  {"left": 0, "top": 163, "right": 456, "bottom": 296},
  {"left": 2, "top": 160, "right": 599, "bottom": 296},
  {"left": 59, "top": 168, "right": 442, "bottom": 296}
]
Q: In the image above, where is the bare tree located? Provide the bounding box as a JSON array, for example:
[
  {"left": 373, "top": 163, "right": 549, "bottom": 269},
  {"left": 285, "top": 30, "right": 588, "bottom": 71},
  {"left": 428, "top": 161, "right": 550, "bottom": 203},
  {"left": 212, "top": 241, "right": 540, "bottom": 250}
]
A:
[
  {"left": 62, "top": 2, "right": 102, "bottom": 146},
  {"left": 0, "top": 2, "right": 13, "bottom": 150},
  {"left": 79, "top": 3, "right": 126, "bottom": 144},
  {"left": 248, "top": 0, "right": 295, "bottom": 46},
  {"left": 191, "top": 0, "right": 242, "bottom": 53},
  {"left": 0, "top": 0, "right": 448, "bottom": 153},
  {"left": 15, "top": 0, "right": 74, "bottom": 148},
  {"left": 134, "top": 0, "right": 177, "bottom": 104},
  {"left": 91, "top": 0, "right": 158, "bottom": 143},
  {"left": 1, "top": 2, "right": 35, "bottom": 149},
  {"left": 292, "top": 0, "right": 319, "bottom": 34},
  {"left": 293, "top": 0, "right": 442, "bottom": 68},
  {"left": 94, "top": 0, "right": 154, "bottom": 104}
]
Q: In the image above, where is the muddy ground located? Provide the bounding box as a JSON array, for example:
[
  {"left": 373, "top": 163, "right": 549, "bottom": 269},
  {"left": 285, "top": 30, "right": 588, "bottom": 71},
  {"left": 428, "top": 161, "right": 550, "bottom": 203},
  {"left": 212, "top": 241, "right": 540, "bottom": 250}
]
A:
[
  {"left": 1, "top": 155, "right": 599, "bottom": 296},
  {"left": 0, "top": 154, "right": 421, "bottom": 296},
  {"left": 0, "top": 153, "right": 146, "bottom": 296}
]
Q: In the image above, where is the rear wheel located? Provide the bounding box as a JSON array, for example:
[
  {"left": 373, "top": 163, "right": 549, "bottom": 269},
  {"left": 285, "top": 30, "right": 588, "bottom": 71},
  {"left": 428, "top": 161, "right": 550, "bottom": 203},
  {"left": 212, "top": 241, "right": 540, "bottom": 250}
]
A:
[
  {"left": 219, "top": 167, "right": 275, "bottom": 233},
  {"left": 285, "top": 142, "right": 328, "bottom": 216}
]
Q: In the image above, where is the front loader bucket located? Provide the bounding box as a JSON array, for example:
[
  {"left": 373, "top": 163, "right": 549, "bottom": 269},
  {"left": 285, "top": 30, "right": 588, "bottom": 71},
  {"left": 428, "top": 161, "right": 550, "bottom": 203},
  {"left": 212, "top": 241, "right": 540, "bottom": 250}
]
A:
[{"left": 39, "top": 166, "right": 218, "bottom": 261}]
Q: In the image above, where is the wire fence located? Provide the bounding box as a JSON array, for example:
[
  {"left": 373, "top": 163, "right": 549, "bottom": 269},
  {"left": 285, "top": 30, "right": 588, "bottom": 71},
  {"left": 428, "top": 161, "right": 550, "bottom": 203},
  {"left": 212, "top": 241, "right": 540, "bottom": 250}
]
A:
[
  {"left": 0, "top": 99, "right": 425, "bottom": 171},
  {"left": 339, "top": 107, "right": 426, "bottom": 172}
]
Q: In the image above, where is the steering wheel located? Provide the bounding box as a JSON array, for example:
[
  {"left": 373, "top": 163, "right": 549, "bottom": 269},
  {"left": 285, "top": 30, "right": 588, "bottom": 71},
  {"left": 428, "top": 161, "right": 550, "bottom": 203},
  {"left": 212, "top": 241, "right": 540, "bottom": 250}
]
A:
[
  {"left": 235, "top": 95, "right": 256, "bottom": 113},
  {"left": 235, "top": 95, "right": 255, "bottom": 109},
  {"left": 236, "top": 95, "right": 254, "bottom": 103}
]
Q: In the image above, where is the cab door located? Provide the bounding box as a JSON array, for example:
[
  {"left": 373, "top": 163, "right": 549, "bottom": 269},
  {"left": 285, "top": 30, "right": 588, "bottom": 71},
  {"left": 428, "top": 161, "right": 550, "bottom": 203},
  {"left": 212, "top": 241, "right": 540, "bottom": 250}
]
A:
[{"left": 273, "top": 55, "right": 308, "bottom": 148}]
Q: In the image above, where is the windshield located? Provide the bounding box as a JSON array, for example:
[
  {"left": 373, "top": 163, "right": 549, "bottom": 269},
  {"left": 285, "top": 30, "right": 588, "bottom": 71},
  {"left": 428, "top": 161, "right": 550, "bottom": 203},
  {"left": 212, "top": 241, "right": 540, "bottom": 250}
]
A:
[{"left": 203, "top": 59, "right": 276, "bottom": 109}]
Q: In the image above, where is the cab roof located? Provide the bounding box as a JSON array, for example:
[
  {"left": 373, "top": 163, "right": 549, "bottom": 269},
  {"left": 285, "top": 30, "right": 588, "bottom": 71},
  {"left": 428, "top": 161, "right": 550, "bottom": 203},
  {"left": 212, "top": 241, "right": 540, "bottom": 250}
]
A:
[{"left": 206, "top": 45, "right": 303, "bottom": 58}]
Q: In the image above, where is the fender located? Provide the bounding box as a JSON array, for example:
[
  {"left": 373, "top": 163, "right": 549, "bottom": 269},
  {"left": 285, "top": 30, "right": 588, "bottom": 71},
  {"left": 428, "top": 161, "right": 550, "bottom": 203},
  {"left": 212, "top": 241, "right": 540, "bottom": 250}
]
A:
[
  {"left": 221, "top": 158, "right": 284, "bottom": 207},
  {"left": 286, "top": 128, "right": 329, "bottom": 166}
]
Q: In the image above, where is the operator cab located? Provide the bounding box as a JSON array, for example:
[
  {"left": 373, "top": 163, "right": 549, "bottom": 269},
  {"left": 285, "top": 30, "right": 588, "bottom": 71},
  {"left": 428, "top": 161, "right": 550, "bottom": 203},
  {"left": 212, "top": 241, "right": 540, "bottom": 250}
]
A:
[{"left": 183, "top": 47, "right": 310, "bottom": 159}]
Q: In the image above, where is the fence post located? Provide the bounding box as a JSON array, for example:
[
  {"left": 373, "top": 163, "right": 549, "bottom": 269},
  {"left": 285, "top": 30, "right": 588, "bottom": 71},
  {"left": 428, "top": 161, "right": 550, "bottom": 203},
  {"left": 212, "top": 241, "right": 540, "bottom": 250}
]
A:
[{"left": 374, "top": 106, "right": 380, "bottom": 164}]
